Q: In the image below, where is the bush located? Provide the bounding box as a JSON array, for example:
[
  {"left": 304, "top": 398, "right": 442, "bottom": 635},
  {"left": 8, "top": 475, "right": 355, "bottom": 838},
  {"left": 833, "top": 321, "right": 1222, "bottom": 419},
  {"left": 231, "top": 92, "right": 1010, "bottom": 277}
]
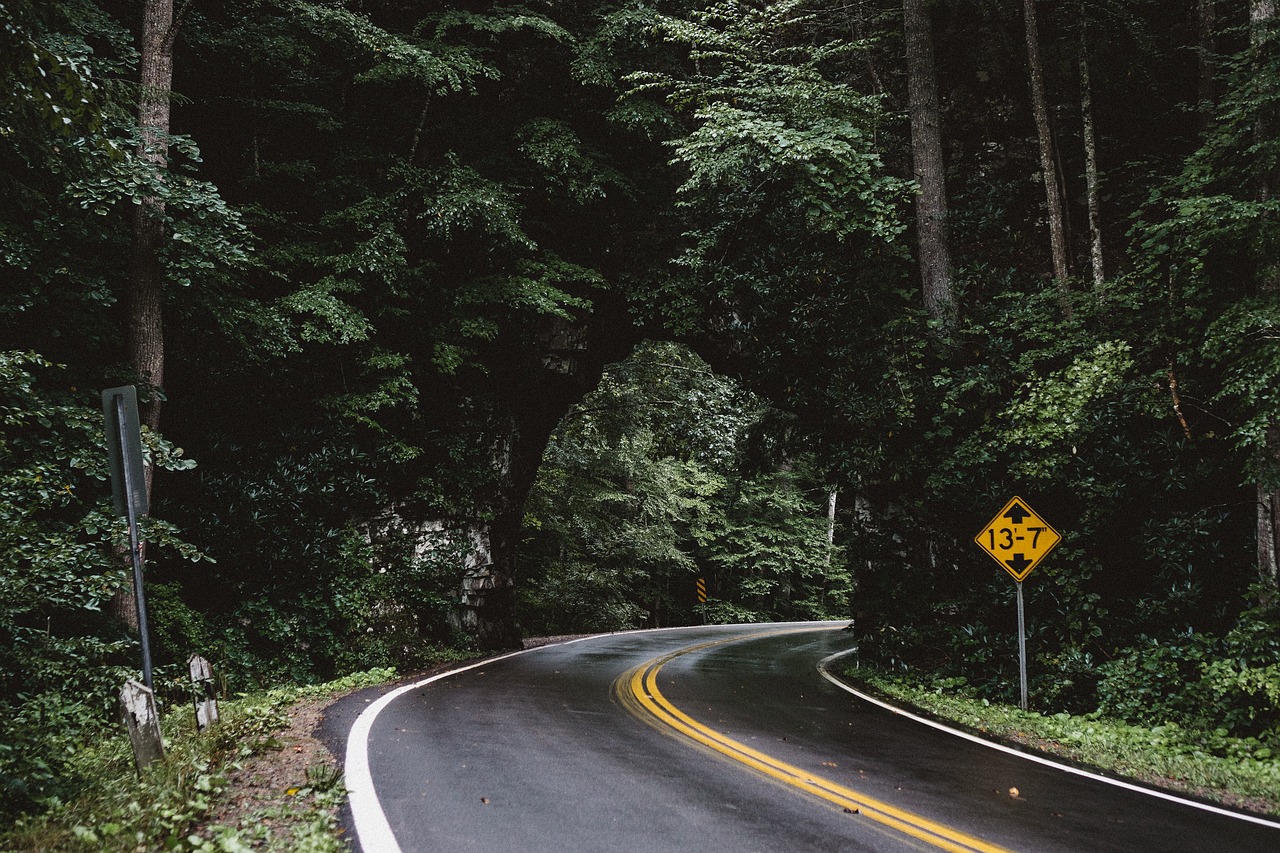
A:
[
  {"left": 0, "top": 352, "right": 204, "bottom": 818},
  {"left": 1096, "top": 633, "right": 1216, "bottom": 727},
  {"left": 1202, "top": 607, "right": 1280, "bottom": 740},
  {"left": 1097, "top": 610, "right": 1280, "bottom": 744}
]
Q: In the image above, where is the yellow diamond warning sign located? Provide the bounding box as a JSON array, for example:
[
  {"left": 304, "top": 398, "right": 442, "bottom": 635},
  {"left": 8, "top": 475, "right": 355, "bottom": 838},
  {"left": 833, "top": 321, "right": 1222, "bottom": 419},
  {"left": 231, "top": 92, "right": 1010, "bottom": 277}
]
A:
[{"left": 975, "top": 496, "right": 1061, "bottom": 582}]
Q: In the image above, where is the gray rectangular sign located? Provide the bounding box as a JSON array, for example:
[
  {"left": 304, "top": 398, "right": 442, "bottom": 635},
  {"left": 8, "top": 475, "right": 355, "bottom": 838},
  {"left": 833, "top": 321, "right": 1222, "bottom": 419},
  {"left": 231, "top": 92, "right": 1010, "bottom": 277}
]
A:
[{"left": 102, "top": 385, "right": 149, "bottom": 518}]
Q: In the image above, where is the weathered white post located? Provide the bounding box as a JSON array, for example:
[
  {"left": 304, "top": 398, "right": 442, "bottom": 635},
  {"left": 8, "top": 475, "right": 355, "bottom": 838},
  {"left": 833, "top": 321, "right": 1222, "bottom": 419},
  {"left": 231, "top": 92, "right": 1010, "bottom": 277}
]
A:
[
  {"left": 119, "top": 679, "right": 164, "bottom": 770},
  {"left": 189, "top": 654, "right": 219, "bottom": 729}
]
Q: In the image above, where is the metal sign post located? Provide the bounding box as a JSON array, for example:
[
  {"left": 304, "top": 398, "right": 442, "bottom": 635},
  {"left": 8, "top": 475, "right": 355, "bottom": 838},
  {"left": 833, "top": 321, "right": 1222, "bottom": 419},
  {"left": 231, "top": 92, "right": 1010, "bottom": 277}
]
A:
[
  {"left": 1016, "top": 581, "right": 1028, "bottom": 711},
  {"left": 103, "top": 386, "right": 154, "bottom": 691},
  {"left": 975, "top": 496, "right": 1062, "bottom": 712}
]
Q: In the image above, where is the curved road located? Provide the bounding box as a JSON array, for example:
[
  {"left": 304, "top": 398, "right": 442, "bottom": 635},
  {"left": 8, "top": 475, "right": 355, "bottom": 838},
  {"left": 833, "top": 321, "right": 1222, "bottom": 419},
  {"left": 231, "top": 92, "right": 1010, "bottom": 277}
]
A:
[{"left": 327, "top": 623, "right": 1280, "bottom": 852}]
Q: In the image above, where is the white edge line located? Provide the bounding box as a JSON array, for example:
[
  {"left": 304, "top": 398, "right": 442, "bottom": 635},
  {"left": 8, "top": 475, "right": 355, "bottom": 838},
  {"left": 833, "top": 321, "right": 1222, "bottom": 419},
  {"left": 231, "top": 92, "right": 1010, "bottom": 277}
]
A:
[
  {"left": 344, "top": 635, "right": 605, "bottom": 853},
  {"left": 817, "top": 648, "right": 1280, "bottom": 830}
]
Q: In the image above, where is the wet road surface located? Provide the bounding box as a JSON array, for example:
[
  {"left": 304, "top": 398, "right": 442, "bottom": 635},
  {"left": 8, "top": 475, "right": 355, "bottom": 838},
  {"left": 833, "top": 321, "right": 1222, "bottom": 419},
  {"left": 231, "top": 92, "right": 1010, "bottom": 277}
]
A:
[{"left": 332, "top": 623, "right": 1280, "bottom": 852}]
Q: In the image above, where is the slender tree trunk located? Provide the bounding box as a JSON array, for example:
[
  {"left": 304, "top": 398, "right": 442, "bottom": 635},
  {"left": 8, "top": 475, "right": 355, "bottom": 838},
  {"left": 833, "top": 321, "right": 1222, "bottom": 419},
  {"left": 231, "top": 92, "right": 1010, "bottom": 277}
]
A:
[
  {"left": 1259, "top": 428, "right": 1280, "bottom": 601},
  {"left": 903, "top": 0, "right": 955, "bottom": 329},
  {"left": 847, "top": 3, "right": 885, "bottom": 96},
  {"left": 1252, "top": 0, "right": 1280, "bottom": 599},
  {"left": 1022, "top": 0, "right": 1071, "bottom": 286},
  {"left": 1078, "top": 4, "right": 1104, "bottom": 289},
  {"left": 113, "top": 0, "right": 177, "bottom": 633},
  {"left": 131, "top": 0, "right": 175, "bottom": 443},
  {"left": 825, "top": 488, "right": 837, "bottom": 568},
  {"left": 409, "top": 99, "right": 430, "bottom": 162}
]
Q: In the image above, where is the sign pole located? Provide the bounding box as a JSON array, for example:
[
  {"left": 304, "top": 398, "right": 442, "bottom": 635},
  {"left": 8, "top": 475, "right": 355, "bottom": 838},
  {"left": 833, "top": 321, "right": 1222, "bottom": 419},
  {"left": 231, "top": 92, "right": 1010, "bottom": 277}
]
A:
[{"left": 1016, "top": 580, "right": 1028, "bottom": 711}]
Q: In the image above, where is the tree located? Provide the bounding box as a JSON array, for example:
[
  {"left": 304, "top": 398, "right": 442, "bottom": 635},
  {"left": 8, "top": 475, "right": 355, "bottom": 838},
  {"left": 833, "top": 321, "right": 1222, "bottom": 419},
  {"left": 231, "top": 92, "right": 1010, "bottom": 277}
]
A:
[
  {"left": 1129, "top": 0, "right": 1280, "bottom": 604},
  {"left": 903, "top": 0, "right": 954, "bottom": 328},
  {"left": 1022, "top": 0, "right": 1070, "bottom": 286},
  {"left": 1251, "top": 0, "right": 1280, "bottom": 597},
  {"left": 163, "top": 0, "right": 679, "bottom": 650},
  {"left": 520, "top": 375, "right": 723, "bottom": 632},
  {"left": 520, "top": 342, "right": 850, "bottom": 632},
  {"left": 1077, "top": 1, "right": 1104, "bottom": 289},
  {"left": 131, "top": 0, "right": 184, "bottom": 440}
]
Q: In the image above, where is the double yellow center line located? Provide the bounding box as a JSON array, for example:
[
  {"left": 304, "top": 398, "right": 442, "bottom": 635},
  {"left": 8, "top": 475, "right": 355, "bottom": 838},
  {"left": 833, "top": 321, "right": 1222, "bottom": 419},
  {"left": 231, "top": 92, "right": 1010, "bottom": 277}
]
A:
[{"left": 614, "top": 630, "right": 1014, "bottom": 853}]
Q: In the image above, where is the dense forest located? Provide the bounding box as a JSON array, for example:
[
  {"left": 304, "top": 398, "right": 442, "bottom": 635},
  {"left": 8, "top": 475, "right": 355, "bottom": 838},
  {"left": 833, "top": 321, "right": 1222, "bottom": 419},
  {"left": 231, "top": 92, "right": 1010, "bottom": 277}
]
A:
[{"left": 3, "top": 0, "right": 1280, "bottom": 818}]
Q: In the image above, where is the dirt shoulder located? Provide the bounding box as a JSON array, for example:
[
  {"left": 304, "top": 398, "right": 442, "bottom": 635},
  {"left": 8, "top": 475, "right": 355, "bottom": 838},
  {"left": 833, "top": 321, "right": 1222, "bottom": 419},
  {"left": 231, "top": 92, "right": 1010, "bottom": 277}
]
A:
[
  {"left": 200, "top": 636, "right": 595, "bottom": 850},
  {"left": 200, "top": 692, "right": 345, "bottom": 849}
]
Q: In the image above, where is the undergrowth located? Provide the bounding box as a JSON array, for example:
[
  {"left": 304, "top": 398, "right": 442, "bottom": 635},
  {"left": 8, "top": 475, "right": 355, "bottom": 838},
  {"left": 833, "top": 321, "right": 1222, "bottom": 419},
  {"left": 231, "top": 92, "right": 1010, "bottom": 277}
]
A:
[
  {"left": 849, "top": 667, "right": 1280, "bottom": 816},
  {"left": 0, "top": 668, "right": 396, "bottom": 853}
]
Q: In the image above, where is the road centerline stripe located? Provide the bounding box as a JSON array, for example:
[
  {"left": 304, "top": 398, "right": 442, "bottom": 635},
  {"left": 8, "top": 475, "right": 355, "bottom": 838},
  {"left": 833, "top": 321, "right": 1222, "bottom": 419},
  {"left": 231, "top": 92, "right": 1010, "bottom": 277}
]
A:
[{"left": 615, "top": 629, "right": 1015, "bottom": 853}]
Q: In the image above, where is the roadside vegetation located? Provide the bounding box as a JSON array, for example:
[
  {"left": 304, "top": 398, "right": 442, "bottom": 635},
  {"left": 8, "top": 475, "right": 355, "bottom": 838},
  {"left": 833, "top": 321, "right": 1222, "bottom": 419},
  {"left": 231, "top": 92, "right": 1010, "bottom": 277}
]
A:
[
  {"left": 0, "top": 669, "right": 395, "bottom": 853},
  {"left": 849, "top": 668, "right": 1280, "bottom": 816}
]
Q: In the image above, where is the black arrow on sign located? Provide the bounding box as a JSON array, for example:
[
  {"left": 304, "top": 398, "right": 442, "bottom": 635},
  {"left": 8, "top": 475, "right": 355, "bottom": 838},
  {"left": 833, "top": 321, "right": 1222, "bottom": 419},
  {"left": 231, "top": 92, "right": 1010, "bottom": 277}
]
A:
[
  {"left": 1005, "top": 554, "right": 1033, "bottom": 575},
  {"left": 1004, "top": 502, "right": 1030, "bottom": 525}
]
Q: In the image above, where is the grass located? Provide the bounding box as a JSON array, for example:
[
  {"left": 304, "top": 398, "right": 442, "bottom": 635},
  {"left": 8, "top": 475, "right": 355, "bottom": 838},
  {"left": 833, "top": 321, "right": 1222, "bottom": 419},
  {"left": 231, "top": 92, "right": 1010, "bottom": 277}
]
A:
[
  {"left": 0, "top": 668, "right": 397, "bottom": 853},
  {"left": 846, "top": 668, "right": 1280, "bottom": 816}
]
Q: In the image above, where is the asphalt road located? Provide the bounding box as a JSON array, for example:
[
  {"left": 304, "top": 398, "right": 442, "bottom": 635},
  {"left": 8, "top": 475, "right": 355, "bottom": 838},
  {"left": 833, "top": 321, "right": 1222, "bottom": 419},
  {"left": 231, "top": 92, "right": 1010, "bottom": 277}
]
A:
[{"left": 326, "top": 623, "right": 1280, "bottom": 852}]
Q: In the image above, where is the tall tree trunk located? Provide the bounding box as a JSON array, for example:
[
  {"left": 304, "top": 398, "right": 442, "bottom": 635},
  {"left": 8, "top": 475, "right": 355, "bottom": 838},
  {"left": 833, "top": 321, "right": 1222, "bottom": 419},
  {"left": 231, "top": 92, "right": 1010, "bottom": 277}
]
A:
[
  {"left": 131, "top": 0, "right": 175, "bottom": 443},
  {"left": 1252, "top": 0, "right": 1280, "bottom": 599},
  {"left": 903, "top": 0, "right": 955, "bottom": 329},
  {"left": 1078, "top": 4, "right": 1104, "bottom": 289},
  {"left": 113, "top": 0, "right": 177, "bottom": 633},
  {"left": 1022, "top": 0, "right": 1071, "bottom": 286}
]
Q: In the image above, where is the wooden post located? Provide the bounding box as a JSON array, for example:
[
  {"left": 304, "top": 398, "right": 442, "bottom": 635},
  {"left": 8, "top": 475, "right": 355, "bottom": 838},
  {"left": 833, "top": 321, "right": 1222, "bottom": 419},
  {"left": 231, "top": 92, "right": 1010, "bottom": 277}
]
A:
[
  {"left": 189, "top": 654, "right": 219, "bottom": 729},
  {"left": 119, "top": 679, "right": 164, "bottom": 771}
]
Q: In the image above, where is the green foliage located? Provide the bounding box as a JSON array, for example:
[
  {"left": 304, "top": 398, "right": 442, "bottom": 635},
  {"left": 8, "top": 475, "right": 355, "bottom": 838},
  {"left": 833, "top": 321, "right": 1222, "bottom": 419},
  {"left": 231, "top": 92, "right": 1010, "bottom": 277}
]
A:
[
  {"left": 1, "top": 0, "right": 249, "bottom": 356},
  {"left": 1098, "top": 609, "right": 1280, "bottom": 742},
  {"left": 521, "top": 416, "right": 724, "bottom": 631},
  {"left": 1131, "top": 17, "right": 1280, "bottom": 486},
  {"left": 1, "top": 668, "right": 393, "bottom": 852},
  {"left": 699, "top": 471, "right": 848, "bottom": 623},
  {"left": 1001, "top": 340, "right": 1135, "bottom": 459},
  {"left": 621, "top": 0, "right": 909, "bottom": 334},
  {"left": 159, "top": 429, "right": 453, "bottom": 687},
  {"left": 0, "top": 352, "right": 205, "bottom": 816},
  {"left": 1097, "top": 634, "right": 1223, "bottom": 728},
  {"left": 520, "top": 342, "right": 850, "bottom": 632},
  {"left": 0, "top": 0, "right": 114, "bottom": 151},
  {"left": 0, "top": 2, "right": 131, "bottom": 358},
  {"left": 293, "top": 1, "right": 500, "bottom": 95},
  {"left": 838, "top": 265, "right": 1260, "bottom": 714},
  {"left": 853, "top": 667, "right": 1280, "bottom": 813},
  {"left": 1205, "top": 296, "right": 1280, "bottom": 486}
]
